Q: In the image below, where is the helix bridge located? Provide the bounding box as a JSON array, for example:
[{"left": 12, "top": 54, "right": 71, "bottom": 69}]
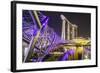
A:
[{"left": 22, "top": 10, "right": 90, "bottom": 62}]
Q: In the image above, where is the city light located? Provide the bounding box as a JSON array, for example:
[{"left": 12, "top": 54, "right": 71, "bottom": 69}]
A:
[{"left": 22, "top": 10, "right": 91, "bottom": 62}]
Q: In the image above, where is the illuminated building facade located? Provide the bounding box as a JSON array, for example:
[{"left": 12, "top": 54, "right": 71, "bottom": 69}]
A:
[{"left": 60, "top": 14, "right": 78, "bottom": 40}]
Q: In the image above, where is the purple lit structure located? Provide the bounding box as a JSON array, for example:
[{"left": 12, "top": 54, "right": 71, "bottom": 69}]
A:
[{"left": 22, "top": 10, "right": 75, "bottom": 62}]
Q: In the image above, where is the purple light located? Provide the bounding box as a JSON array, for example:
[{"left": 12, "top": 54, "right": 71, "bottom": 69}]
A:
[
  {"left": 42, "top": 18, "right": 49, "bottom": 27},
  {"left": 23, "top": 11, "right": 70, "bottom": 62},
  {"left": 61, "top": 52, "right": 69, "bottom": 60},
  {"left": 68, "top": 49, "right": 75, "bottom": 55}
]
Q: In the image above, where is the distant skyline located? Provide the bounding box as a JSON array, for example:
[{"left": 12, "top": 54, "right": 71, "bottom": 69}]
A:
[{"left": 41, "top": 11, "right": 91, "bottom": 38}]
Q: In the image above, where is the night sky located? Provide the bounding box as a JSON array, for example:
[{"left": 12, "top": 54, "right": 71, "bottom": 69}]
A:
[{"left": 40, "top": 11, "right": 91, "bottom": 38}]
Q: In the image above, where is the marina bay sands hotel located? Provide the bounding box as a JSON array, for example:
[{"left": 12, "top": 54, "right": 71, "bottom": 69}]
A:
[{"left": 60, "top": 14, "right": 78, "bottom": 41}]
